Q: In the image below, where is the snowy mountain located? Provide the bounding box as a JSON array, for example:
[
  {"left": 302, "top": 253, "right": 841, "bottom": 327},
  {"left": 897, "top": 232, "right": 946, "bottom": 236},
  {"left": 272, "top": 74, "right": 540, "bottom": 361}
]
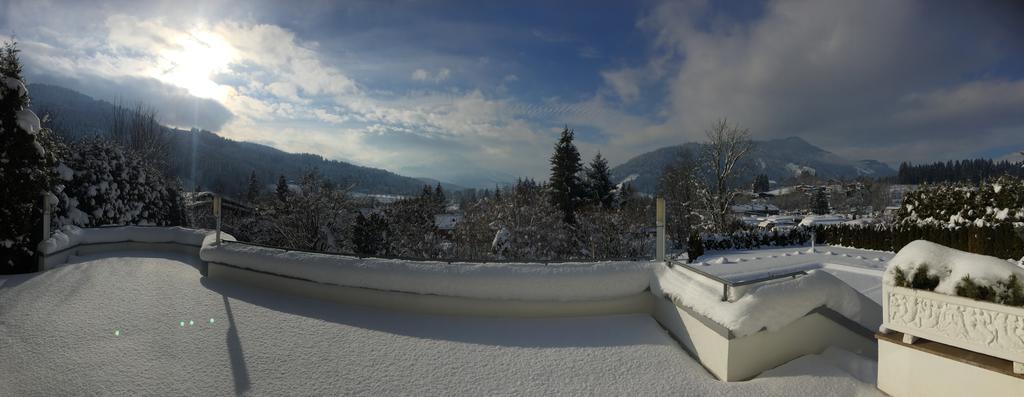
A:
[
  {"left": 28, "top": 84, "right": 454, "bottom": 197},
  {"left": 611, "top": 137, "right": 896, "bottom": 193}
]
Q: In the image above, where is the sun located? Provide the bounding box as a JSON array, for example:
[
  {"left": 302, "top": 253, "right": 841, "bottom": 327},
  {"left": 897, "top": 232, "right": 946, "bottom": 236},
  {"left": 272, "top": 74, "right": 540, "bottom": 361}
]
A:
[{"left": 151, "top": 29, "right": 235, "bottom": 101}]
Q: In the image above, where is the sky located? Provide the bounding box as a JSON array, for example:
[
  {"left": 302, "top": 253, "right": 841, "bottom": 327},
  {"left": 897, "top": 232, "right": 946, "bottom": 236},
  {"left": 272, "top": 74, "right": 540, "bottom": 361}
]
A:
[{"left": 2, "top": 0, "right": 1023, "bottom": 187}]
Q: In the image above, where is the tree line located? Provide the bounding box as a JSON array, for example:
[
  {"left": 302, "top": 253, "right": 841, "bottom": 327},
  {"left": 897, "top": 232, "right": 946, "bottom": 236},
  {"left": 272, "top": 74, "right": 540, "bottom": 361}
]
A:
[{"left": 897, "top": 158, "right": 1024, "bottom": 185}]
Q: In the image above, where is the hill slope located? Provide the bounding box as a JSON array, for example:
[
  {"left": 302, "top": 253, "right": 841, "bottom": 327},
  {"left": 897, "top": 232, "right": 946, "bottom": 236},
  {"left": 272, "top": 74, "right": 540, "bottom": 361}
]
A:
[
  {"left": 611, "top": 137, "right": 895, "bottom": 193},
  {"left": 29, "top": 84, "right": 436, "bottom": 197}
]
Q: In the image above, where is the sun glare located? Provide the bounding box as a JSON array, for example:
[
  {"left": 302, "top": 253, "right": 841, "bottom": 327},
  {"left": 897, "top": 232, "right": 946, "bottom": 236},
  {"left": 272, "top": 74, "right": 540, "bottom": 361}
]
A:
[{"left": 152, "top": 29, "right": 235, "bottom": 101}]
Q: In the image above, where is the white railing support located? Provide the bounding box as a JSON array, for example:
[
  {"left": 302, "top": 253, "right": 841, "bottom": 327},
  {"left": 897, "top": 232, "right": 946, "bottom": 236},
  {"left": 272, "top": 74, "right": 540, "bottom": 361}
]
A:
[
  {"left": 39, "top": 194, "right": 52, "bottom": 272},
  {"left": 213, "top": 194, "right": 222, "bottom": 245},
  {"left": 656, "top": 197, "right": 665, "bottom": 262}
]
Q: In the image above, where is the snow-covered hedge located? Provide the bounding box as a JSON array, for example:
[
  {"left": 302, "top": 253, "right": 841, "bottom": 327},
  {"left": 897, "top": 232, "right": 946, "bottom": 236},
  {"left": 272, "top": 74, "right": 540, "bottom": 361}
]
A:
[
  {"left": 815, "top": 222, "right": 1024, "bottom": 260},
  {"left": 200, "top": 240, "right": 654, "bottom": 302},
  {"left": 897, "top": 176, "right": 1024, "bottom": 228},
  {"left": 885, "top": 240, "right": 1024, "bottom": 306},
  {"left": 652, "top": 265, "right": 880, "bottom": 337},
  {"left": 700, "top": 228, "right": 812, "bottom": 252}
]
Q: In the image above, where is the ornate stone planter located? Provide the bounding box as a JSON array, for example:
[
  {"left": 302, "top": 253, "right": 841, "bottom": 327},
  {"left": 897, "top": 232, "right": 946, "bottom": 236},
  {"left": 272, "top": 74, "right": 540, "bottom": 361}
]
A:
[{"left": 882, "top": 284, "right": 1024, "bottom": 373}]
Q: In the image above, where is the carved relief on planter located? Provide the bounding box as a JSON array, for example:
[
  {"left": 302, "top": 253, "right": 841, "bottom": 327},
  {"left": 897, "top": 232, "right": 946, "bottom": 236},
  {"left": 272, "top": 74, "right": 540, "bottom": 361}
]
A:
[{"left": 883, "top": 285, "right": 1024, "bottom": 365}]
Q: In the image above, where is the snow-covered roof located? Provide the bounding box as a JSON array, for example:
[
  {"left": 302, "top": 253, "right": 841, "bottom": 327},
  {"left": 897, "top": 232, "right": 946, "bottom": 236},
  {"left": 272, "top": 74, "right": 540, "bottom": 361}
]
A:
[
  {"left": 730, "top": 203, "right": 780, "bottom": 213},
  {"left": 798, "top": 215, "right": 847, "bottom": 227}
]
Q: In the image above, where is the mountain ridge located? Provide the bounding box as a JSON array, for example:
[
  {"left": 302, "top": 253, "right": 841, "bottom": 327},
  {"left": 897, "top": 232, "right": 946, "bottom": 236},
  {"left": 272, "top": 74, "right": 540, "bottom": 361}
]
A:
[{"left": 610, "top": 137, "right": 896, "bottom": 193}]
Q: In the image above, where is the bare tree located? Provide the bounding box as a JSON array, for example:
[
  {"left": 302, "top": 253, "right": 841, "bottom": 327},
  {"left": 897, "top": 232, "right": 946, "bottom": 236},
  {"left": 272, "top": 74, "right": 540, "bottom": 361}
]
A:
[
  {"left": 108, "top": 101, "right": 171, "bottom": 171},
  {"left": 698, "top": 118, "right": 755, "bottom": 232},
  {"left": 658, "top": 150, "right": 700, "bottom": 248}
]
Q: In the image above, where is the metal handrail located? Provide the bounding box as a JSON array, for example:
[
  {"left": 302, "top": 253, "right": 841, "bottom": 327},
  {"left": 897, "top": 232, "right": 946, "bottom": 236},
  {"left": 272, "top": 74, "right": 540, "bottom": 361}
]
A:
[{"left": 222, "top": 239, "right": 651, "bottom": 265}]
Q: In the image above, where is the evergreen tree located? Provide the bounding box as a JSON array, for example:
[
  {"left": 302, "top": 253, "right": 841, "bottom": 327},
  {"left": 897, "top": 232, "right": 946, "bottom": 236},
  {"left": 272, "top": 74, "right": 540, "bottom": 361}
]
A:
[
  {"left": 352, "top": 211, "right": 388, "bottom": 255},
  {"left": 583, "top": 152, "right": 615, "bottom": 208},
  {"left": 0, "top": 40, "right": 57, "bottom": 273},
  {"left": 812, "top": 188, "right": 830, "bottom": 215},
  {"left": 752, "top": 173, "right": 770, "bottom": 193},
  {"left": 548, "top": 126, "right": 583, "bottom": 223},
  {"left": 276, "top": 175, "right": 289, "bottom": 202},
  {"left": 246, "top": 170, "right": 260, "bottom": 203},
  {"left": 434, "top": 183, "right": 445, "bottom": 210}
]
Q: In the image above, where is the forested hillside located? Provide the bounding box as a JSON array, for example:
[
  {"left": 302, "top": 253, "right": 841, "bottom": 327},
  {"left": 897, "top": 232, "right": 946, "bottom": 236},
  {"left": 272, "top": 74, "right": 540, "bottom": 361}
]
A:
[{"left": 29, "top": 84, "right": 433, "bottom": 197}]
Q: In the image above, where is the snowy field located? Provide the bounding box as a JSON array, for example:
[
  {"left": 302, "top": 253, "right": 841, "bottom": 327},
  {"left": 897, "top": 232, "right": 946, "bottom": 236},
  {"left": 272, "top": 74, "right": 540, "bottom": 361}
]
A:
[
  {"left": 688, "top": 245, "right": 892, "bottom": 303},
  {"left": 0, "top": 251, "right": 880, "bottom": 395}
]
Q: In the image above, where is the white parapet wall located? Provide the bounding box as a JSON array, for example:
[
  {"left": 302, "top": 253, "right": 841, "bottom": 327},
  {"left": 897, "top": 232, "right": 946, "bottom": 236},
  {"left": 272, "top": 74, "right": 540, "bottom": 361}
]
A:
[
  {"left": 38, "top": 226, "right": 221, "bottom": 270},
  {"left": 200, "top": 238, "right": 657, "bottom": 316}
]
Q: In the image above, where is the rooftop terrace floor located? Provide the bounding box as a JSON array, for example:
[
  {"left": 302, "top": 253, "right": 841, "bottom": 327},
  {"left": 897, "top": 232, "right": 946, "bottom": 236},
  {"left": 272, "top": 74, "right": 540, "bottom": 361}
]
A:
[{"left": 1, "top": 251, "right": 879, "bottom": 395}]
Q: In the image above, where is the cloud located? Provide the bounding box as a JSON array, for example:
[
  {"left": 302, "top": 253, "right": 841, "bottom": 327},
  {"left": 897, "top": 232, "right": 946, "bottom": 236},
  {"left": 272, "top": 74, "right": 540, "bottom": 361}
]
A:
[
  {"left": 411, "top": 67, "right": 451, "bottom": 83},
  {"left": 594, "top": 0, "right": 1024, "bottom": 164}
]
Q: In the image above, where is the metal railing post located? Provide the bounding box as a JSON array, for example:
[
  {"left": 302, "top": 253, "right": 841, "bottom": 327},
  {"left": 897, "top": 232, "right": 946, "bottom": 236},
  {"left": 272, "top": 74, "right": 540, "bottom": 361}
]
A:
[
  {"left": 213, "top": 194, "right": 222, "bottom": 245},
  {"left": 39, "top": 194, "right": 51, "bottom": 272},
  {"left": 656, "top": 197, "right": 666, "bottom": 262}
]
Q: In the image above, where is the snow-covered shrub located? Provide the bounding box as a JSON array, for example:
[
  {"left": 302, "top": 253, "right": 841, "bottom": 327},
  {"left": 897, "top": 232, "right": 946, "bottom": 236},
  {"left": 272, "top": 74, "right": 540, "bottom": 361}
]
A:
[
  {"left": 575, "top": 200, "right": 654, "bottom": 260},
  {"left": 452, "top": 180, "right": 577, "bottom": 261},
  {"left": 245, "top": 170, "right": 354, "bottom": 253},
  {"left": 886, "top": 240, "right": 1024, "bottom": 306},
  {"left": 56, "top": 139, "right": 184, "bottom": 228},
  {"left": 0, "top": 42, "right": 58, "bottom": 272},
  {"left": 701, "top": 228, "right": 811, "bottom": 251}
]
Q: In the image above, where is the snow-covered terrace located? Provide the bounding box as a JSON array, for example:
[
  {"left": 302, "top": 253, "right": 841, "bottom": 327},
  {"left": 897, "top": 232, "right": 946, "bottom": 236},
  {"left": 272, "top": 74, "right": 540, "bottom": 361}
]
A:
[{"left": 1, "top": 227, "right": 886, "bottom": 394}]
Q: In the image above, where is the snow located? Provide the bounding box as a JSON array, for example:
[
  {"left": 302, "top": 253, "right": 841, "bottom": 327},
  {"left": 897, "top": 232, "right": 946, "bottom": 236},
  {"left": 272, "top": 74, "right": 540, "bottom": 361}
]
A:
[
  {"left": 16, "top": 108, "right": 41, "bottom": 134},
  {"left": 0, "top": 251, "right": 880, "bottom": 395},
  {"left": 1, "top": 76, "right": 27, "bottom": 97},
  {"left": 200, "top": 239, "right": 654, "bottom": 302},
  {"left": 687, "top": 245, "right": 891, "bottom": 304},
  {"left": 55, "top": 162, "right": 75, "bottom": 181},
  {"left": 785, "top": 163, "right": 816, "bottom": 177},
  {"left": 885, "top": 240, "right": 1024, "bottom": 296},
  {"left": 652, "top": 264, "right": 882, "bottom": 337},
  {"left": 38, "top": 225, "right": 216, "bottom": 255},
  {"left": 799, "top": 214, "right": 847, "bottom": 227}
]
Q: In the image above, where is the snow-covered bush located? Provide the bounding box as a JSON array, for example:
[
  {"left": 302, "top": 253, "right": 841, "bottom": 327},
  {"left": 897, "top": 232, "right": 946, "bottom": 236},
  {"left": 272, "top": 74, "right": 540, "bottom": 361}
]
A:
[
  {"left": 700, "top": 228, "right": 811, "bottom": 251},
  {"left": 453, "top": 180, "right": 574, "bottom": 260},
  {"left": 245, "top": 170, "right": 355, "bottom": 253},
  {"left": 56, "top": 139, "right": 185, "bottom": 228},
  {"left": 0, "top": 42, "right": 58, "bottom": 272},
  {"left": 886, "top": 240, "right": 1024, "bottom": 306},
  {"left": 897, "top": 175, "right": 1024, "bottom": 227}
]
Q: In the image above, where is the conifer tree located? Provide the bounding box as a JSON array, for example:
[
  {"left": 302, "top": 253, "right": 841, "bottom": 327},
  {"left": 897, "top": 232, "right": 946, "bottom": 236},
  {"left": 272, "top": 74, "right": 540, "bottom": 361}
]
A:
[
  {"left": 434, "top": 183, "right": 445, "bottom": 209},
  {"left": 752, "top": 173, "right": 770, "bottom": 193},
  {"left": 812, "top": 188, "right": 830, "bottom": 215},
  {"left": 275, "top": 175, "right": 289, "bottom": 202},
  {"left": 583, "top": 152, "right": 615, "bottom": 208},
  {"left": 0, "top": 40, "right": 56, "bottom": 273},
  {"left": 246, "top": 170, "right": 260, "bottom": 203},
  {"left": 548, "top": 126, "right": 583, "bottom": 223}
]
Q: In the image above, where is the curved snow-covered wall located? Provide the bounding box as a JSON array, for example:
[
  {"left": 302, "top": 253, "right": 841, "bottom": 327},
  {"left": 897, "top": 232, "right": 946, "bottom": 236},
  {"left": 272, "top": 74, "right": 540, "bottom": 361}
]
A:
[
  {"left": 40, "top": 226, "right": 217, "bottom": 255},
  {"left": 200, "top": 238, "right": 654, "bottom": 302},
  {"left": 38, "top": 226, "right": 225, "bottom": 270}
]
